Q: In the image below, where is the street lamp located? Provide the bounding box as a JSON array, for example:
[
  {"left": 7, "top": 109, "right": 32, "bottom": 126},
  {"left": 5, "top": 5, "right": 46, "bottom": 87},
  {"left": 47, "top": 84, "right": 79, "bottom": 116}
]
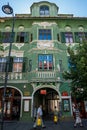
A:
[{"left": 1, "top": 3, "right": 14, "bottom": 130}]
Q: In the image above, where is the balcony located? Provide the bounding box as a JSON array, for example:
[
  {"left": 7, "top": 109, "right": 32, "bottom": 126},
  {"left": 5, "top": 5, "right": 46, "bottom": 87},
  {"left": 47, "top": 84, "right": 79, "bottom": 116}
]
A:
[
  {"left": 0, "top": 72, "right": 28, "bottom": 83},
  {"left": 0, "top": 71, "right": 62, "bottom": 83},
  {"left": 28, "top": 71, "right": 62, "bottom": 83}
]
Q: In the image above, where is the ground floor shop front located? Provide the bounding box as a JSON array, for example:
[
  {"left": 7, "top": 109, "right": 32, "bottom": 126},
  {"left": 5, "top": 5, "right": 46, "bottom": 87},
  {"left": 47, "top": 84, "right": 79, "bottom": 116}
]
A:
[{"left": 0, "top": 84, "right": 87, "bottom": 121}]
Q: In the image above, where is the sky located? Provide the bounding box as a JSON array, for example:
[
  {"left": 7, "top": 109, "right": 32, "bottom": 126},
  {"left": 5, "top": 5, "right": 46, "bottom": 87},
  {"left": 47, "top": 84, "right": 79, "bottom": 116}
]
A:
[{"left": 0, "top": 0, "right": 87, "bottom": 17}]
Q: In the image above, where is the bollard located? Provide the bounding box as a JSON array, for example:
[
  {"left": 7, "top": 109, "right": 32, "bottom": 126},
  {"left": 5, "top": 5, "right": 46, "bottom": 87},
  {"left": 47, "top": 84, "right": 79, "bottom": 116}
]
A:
[
  {"left": 36, "top": 117, "right": 42, "bottom": 130},
  {"left": 54, "top": 115, "right": 58, "bottom": 124}
]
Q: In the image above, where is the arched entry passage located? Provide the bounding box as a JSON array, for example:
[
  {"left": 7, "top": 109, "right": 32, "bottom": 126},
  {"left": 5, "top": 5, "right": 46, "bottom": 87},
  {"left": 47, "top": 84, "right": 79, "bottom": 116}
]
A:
[
  {"left": 33, "top": 87, "right": 60, "bottom": 119},
  {"left": 0, "top": 87, "right": 21, "bottom": 120}
]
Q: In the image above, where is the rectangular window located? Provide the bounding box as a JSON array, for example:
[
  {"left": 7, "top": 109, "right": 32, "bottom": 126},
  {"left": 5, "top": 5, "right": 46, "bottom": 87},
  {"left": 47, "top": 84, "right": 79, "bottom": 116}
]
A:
[
  {"left": 61, "top": 32, "right": 73, "bottom": 43},
  {"left": 38, "top": 54, "right": 53, "bottom": 71},
  {"left": 74, "top": 32, "right": 86, "bottom": 43},
  {"left": 0, "top": 57, "right": 13, "bottom": 72},
  {"left": 39, "top": 29, "right": 52, "bottom": 40},
  {"left": 40, "top": 6, "right": 49, "bottom": 16},
  {"left": 65, "top": 32, "right": 73, "bottom": 43},
  {"left": 0, "top": 57, "right": 7, "bottom": 72},
  {"left": 78, "top": 32, "right": 84, "bottom": 43},
  {"left": 13, "top": 57, "right": 23, "bottom": 72},
  {"left": 16, "top": 32, "right": 29, "bottom": 43},
  {"left": 2, "top": 32, "right": 11, "bottom": 43}
]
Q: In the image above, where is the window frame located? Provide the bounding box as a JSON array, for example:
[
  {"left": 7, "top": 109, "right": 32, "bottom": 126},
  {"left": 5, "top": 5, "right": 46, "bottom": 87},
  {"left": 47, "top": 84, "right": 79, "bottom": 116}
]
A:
[
  {"left": 40, "top": 5, "right": 49, "bottom": 16},
  {"left": 38, "top": 54, "right": 53, "bottom": 71},
  {"left": 38, "top": 29, "right": 52, "bottom": 40},
  {"left": 1, "top": 32, "right": 11, "bottom": 43},
  {"left": 16, "top": 32, "right": 29, "bottom": 43},
  {"left": 65, "top": 32, "right": 73, "bottom": 43},
  {"left": 13, "top": 57, "right": 23, "bottom": 72},
  {"left": 61, "top": 32, "right": 74, "bottom": 43},
  {"left": 0, "top": 57, "right": 7, "bottom": 72}
]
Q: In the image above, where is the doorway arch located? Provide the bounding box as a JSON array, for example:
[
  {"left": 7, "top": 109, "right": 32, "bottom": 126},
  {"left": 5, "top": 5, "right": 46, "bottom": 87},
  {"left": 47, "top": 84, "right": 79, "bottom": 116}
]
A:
[
  {"left": 32, "top": 86, "right": 61, "bottom": 120},
  {"left": 0, "top": 86, "right": 22, "bottom": 120}
]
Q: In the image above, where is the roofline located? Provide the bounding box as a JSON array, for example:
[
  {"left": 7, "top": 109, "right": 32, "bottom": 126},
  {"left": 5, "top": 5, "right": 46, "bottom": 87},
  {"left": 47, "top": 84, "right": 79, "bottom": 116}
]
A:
[{"left": 0, "top": 16, "right": 87, "bottom": 21}]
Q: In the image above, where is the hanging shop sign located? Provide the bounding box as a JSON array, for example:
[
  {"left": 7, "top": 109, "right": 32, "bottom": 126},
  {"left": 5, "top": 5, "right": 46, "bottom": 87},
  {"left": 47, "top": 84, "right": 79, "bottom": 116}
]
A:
[{"left": 40, "top": 90, "right": 47, "bottom": 95}]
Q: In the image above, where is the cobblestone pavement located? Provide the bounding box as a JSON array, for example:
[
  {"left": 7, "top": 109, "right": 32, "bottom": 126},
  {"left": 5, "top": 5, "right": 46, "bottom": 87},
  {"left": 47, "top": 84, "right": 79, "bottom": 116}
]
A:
[{"left": 0, "top": 119, "right": 87, "bottom": 130}]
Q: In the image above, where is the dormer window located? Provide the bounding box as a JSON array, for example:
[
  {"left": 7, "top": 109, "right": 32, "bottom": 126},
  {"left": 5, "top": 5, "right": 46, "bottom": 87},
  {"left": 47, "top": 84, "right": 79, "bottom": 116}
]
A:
[{"left": 40, "top": 5, "right": 49, "bottom": 16}]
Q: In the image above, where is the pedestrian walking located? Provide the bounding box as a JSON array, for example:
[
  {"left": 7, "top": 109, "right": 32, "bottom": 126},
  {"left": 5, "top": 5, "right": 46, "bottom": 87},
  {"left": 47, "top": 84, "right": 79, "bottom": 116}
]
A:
[
  {"left": 33, "top": 104, "right": 45, "bottom": 128},
  {"left": 74, "top": 105, "right": 83, "bottom": 127}
]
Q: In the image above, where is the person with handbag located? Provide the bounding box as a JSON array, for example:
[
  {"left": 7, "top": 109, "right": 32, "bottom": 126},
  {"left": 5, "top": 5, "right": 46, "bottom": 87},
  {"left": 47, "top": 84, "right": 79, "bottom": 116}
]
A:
[
  {"left": 33, "top": 105, "right": 45, "bottom": 128},
  {"left": 74, "top": 105, "right": 83, "bottom": 127}
]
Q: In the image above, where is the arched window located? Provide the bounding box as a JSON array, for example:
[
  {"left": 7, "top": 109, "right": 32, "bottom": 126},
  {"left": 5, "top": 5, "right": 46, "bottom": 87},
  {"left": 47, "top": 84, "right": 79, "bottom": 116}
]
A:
[{"left": 40, "top": 5, "right": 49, "bottom": 16}]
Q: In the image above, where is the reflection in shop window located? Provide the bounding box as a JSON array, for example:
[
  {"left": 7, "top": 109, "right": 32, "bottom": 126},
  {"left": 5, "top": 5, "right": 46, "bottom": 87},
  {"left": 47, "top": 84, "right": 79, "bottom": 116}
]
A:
[{"left": 63, "top": 99, "right": 70, "bottom": 112}]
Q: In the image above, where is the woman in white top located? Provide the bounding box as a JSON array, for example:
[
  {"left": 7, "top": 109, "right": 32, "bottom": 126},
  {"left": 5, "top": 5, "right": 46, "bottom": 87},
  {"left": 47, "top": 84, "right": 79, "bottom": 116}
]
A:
[{"left": 33, "top": 105, "right": 45, "bottom": 128}]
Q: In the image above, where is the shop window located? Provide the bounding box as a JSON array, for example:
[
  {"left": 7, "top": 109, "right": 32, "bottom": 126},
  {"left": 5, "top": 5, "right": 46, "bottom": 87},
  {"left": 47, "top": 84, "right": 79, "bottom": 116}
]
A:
[
  {"left": 38, "top": 54, "right": 53, "bottom": 71},
  {"left": 38, "top": 29, "right": 52, "bottom": 40},
  {"left": 16, "top": 32, "right": 29, "bottom": 43},
  {"left": 63, "top": 99, "right": 70, "bottom": 112},
  {"left": 40, "top": 5, "right": 49, "bottom": 16}
]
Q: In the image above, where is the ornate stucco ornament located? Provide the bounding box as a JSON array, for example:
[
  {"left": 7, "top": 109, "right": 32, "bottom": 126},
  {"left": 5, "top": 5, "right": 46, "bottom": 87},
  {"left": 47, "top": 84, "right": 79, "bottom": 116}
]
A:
[{"left": 32, "top": 22, "right": 57, "bottom": 28}]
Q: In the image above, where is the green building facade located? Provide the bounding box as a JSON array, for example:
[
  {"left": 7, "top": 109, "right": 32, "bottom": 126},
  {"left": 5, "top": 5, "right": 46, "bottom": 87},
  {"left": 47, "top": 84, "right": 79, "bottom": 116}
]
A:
[{"left": 0, "top": 1, "right": 87, "bottom": 120}]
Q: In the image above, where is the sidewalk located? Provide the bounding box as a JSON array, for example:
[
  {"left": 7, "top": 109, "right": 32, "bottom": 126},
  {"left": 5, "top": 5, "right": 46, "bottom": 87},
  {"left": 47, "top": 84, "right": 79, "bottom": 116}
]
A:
[{"left": 0, "top": 119, "right": 87, "bottom": 130}]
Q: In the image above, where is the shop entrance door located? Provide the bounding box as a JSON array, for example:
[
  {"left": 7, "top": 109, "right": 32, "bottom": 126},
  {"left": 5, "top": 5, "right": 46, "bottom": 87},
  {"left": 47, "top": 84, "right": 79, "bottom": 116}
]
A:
[
  {"left": 33, "top": 87, "right": 59, "bottom": 120},
  {"left": 0, "top": 87, "right": 21, "bottom": 120}
]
